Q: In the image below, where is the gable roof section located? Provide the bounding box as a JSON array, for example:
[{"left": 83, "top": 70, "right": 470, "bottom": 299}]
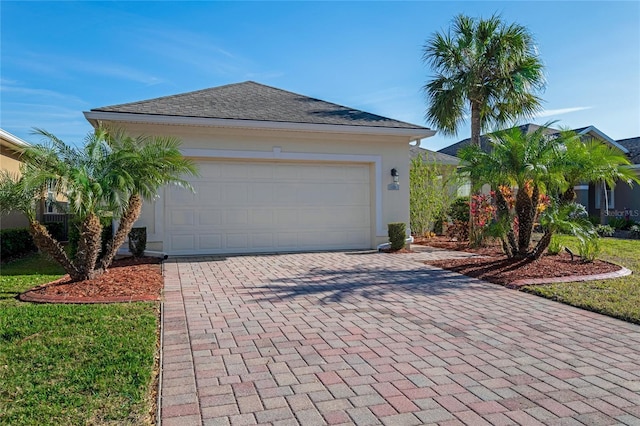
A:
[
  {"left": 617, "top": 137, "right": 640, "bottom": 164},
  {"left": 438, "top": 123, "right": 627, "bottom": 157},
  {"left": 410, "top": 146, "right": 460, "bottom": 166},
  {"left": 86, "top": 81, "right": 433, "bottom": 139}
]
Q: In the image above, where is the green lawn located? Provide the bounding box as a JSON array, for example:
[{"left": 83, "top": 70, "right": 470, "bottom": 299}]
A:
[
  {"left": 524, "top": 236, "right": 640, "bottom": 324},
  {"left": 0, "top": 254, "right": 158, "bottom": 425}
]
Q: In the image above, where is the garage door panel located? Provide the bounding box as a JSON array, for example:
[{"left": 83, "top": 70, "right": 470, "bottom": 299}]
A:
[
  {"left": 199, "top": 234, "right": 222, "bottom": 250},
  {"left": 171, "top": 234, "right": 195, "bottom": 251},
  {"left": 226, "top": 233, "right": 248, "bottom": 249},
  {"left": 250, "top": 209, "right": 274, "bottom": 226},
  {"left": 223, "top": 184, "right": 248, "bottom": 204},
  {"left": 165, "top": 160, "right": 371, "bottom": 255},
  {"left": 198, "top": 185, "right": 222, "bottom": 204},
  {"left": 225, "top": 210, "right": 249, "bottom": 226},
  {"left": 251, "top": 233, "right": 274, "bottom": 248},
  {"left": 199, "top": 210, "right": 222, "bottom": 226},
  {"left": 250, "top": 184, "right": 274, "bottom": 203},
  {"left": 169, "top": 210, "right": 195, "bottom": 226}
]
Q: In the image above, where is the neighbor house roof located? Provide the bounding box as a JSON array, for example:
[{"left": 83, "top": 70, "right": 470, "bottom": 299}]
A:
[
  {"left": 438, "top": 123, "right": 628, "bottom": 157},
  {"left": 617, "top": 137, "right": 640, "bottom": 165},
  {"left": 85, "top": 81, "right": 434, "bottom": 139},
  {"left": 410, "top": 145, "right": 460, "bottom": 166}
]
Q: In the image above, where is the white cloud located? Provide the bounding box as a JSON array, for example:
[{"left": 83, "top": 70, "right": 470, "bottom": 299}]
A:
[{"left": 535, "top": 106, "right": 593, "bottom": 118}]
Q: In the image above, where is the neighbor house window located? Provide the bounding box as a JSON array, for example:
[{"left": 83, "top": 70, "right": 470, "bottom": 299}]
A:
[{"left": 595, "top": 185, "right": 615, "bottom": 210}]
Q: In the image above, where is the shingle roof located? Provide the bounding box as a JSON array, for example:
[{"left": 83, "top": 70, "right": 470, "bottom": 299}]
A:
[
  {"left": 617, "top": 137, "right": 640, "bottom": 164},
  {"left": 437, "top": 124, "right": 617, "bottom": 158},
  {"left": 410, "top": 146, "right": 460, "bottom": 166},
  {"left": 91, "top": 81, "right": 430, "bottom": 131}
]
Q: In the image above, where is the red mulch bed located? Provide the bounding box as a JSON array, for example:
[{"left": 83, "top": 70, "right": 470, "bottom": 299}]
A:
[
  {"left": 19, "top": 256, "right": 163, "bottom": 304},
  {"left": 416, "top": 236, "right": 621, "bottom": 286}
]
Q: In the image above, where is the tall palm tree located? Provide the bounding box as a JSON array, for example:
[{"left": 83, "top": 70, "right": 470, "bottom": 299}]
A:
[
  {"left": 423, "top": 14, "right": 546, "bottom": 146},
  {"left": 97, "top": 128, "right": 197, "bottom": 272}
]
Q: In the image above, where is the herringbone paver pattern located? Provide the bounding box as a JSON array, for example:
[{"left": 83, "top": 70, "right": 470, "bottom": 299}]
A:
[{"left": 160, "top": 250, "right": 640, "bottom": 425}]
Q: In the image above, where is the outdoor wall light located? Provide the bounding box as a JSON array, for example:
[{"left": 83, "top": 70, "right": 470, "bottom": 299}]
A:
[{"left": 391, "top": 168, "right": 399, "bottom": 184}]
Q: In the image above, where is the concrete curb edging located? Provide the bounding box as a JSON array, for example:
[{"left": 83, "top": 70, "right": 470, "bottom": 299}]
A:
[
  {"left": 508, "top": 266, "right": 632, "bottom": 288},
  {"left": 18, "top": 290, "right": 159, "bottom": 304},
  {"left": 156, "top": 262, "right": 165, "bottom": 426}
]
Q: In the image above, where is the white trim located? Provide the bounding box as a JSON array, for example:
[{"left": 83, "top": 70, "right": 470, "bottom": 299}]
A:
[
  {"left": 83, "top": 111, "right": 435, "bottom": 140},
  {"left": 578, "top": 126, "right": 629, "bottom": 154},
  {"left": 0, "top": 128, "right": 30, "bottom": 149},
  {"left": 574, "top": 185, "right": 589, "bottom": 190},
  {"left": 595, "top": 185, "right": 615, "bottom": 210},
  {"left": 179, "top": 147, "right": 386, "bottom": 237}
]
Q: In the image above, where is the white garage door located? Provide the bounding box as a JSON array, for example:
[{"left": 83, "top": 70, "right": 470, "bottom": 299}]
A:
[{"left": 164, "top": 160, "right": 371, "bottom": 255}]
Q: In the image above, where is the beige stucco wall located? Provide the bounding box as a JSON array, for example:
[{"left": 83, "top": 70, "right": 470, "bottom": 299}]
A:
[
  {"left": 0, "top": 146, "right": 23, "bottom": 175},
  {"left": 0, "top": 146, "right": 30, "bottom": 229},
  {"left": 105, "top": 122, "right": 414, "bottom": 252}
]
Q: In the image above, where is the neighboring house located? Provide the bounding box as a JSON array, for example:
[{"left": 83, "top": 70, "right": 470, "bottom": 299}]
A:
[
  {"left": 0, "top": 128, "right": 30, "bottom": 229},
  {"left": 438, "top": 123, "right": 638, "bottom": 223},
  {"left": 594, "top": 136, "right": 640, "bottom": 223},
  {"left": 409, "top": 145, "right": 467, "bottom": 196},
  {"left": 84, "top": 81, "right": 434, "bottom": 255}
]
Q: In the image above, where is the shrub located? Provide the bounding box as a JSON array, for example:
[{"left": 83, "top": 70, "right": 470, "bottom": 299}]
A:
[
  {"left": 608, "top": 217, "right": 631, "bottom": 230},
  {"left": 578, "top": 237, "right": 601, "bottom": 263},
  {"left": 596, "top": 224, "right": 615, "bottom": 237},
  {"left": 445, "top": 220, "right": 469, "bottom": 241},
  {"left": 547, "top": 236, "right": 563, "bottom": 255},
  {"left": 0, "top": 228, "right": 37, "bottom": 260},
  {"left": 128, "top": 227, "right": 147, "bottom": 257},
  {"left": 448, "top": 197, "right": 470, "bottom": 223},
  {"left": 630, "top": 225, "right": 640, "bottom": 239},
  {"left": 387, "top": 222, "right": 406, "bottom": 251},
  {"left": 587, "top": 215, "right": 601, "bottom": 226},
  {"left": 43, "top": 222, "right": 66, "bottom": 242}
]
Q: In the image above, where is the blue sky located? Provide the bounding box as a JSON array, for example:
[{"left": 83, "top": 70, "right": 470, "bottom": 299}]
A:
[{"left": 2, "top": 1, "right": 639, "bottom": 151}]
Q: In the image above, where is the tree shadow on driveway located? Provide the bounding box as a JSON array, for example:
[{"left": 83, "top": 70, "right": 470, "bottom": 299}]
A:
[{"left": 248, "top": 264, "right": 503, "bottom": 305}]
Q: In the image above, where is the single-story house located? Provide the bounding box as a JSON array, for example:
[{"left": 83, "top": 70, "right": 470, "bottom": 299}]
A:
[
  {"left": 84, "top": 81, "right": 434, "bottom": 255},
  {"left": 438, "top": 123, "right": 640, "bottom": 224},
  {"left": 595, "top": 136, "right": 640, "bottom": 223},
  {"left": 0, "top": 128, "right": 31, "bottom": 229}
]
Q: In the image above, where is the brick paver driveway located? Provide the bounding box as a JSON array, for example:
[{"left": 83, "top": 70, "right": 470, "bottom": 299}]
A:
[{"left": 160, "top": 249, "right": 640, "bottom": 426}]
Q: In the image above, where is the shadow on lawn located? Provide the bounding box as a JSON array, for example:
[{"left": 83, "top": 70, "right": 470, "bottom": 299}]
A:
[{"left": 249, "top": 264, "right": 502, "bottom": 304}]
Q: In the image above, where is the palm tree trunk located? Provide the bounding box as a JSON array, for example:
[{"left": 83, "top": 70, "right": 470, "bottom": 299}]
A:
[
  {"left": 29, "top": 220, "right": 79, "bottom": 277},
  {"left": 74, "top": 213, "right": 103, "bottom": 281},
  {"left": 98, "top": 194, "right": 143, "bottom": 271},
  {"left": 469, "top": 101, "right": 482, "bottom": 245},
  {"left": 530, "top": 230, "right": 553, "bottom": 260},
  {"left": 495, "top": 190, "right": 517, "bottom": 257},
  {"left": 599, "top": 181, "right": 607, "bottom": 225},
  {"left": 515, "top": 188, "right": 534, "bottom": 257}
]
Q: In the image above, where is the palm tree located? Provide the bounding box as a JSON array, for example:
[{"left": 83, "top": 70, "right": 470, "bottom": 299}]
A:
[
  {"left": 459, "top": 124, "right": 638, "bottom": 259},
  {"left": 0, "top": 127, "right": 196, "bottom": 282},
  {"left": 460, "top": 124, "right": 561, "bottom": 257},
  {"left": 18, "top": 128, "right": 133, "bottom": 281},
  {"left": 423, "top": 14, "right": 546, "bottom": 147},
  {"left": 96, "top": 128, "right": 197, "bottom": 272}
]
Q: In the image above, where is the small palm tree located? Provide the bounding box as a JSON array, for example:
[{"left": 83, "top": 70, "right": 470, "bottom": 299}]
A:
[
  {"left": 97, "top": 128, "right": 197, "bottom": 272},
  {"left": 423, "top": 14, "right": 546, "bottom": 146},
  {"left": 459, "top": 124, "right": 639, "bottom": 259},
  {"left": 0, "top": 127, "right": 196, "bottom": 282}
]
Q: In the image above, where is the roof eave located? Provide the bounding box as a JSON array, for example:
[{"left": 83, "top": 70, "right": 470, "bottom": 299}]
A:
[
  {"left": 578, "top": 126, "right": 629, "bottom": 154},
  {"left": 0, "top": 128, "right": 31, "bottom": 150},
  {"left": 83, "top": 111, "right": 435, "bottom": 141}
]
